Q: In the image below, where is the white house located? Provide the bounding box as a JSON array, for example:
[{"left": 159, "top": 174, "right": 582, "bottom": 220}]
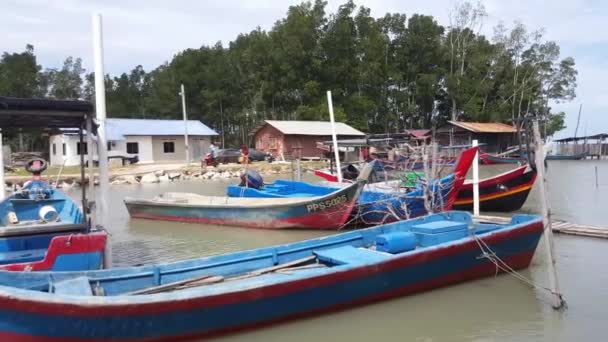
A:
[{"left": 49, "top": 118, "right": 218, "bottom": 166}]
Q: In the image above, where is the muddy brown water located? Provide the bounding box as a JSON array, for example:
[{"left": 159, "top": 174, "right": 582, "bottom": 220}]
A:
[{"left": 66, "top": 160, "right": 608, "bottom": 341}]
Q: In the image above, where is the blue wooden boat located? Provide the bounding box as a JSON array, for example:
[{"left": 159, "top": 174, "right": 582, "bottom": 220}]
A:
[
  {"left": 0, "top": 211, "right": 543, "bottom": 341},
  {"left": 0, "top": 97, "right": 108, "bottom": 271},
  {"left": 0, "top": 175, "right": 107, "bottom": 271},
  {"left": 124, "top": 166, "right": 372, "bottom": 230},
  {"left": 229, "top": 147, "right": 478, "bottom": 224}
]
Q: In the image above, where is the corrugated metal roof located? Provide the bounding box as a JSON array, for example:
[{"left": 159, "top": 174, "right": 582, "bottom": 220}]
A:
[
  {"left": 448, "top": 121, "right": 516, "bottom": 133},
  {"left": 106, "top": 118, "right": 217, "bottom": 140},
  {"left": 263, "top": 120, "right": 365, "bottom": 136}
]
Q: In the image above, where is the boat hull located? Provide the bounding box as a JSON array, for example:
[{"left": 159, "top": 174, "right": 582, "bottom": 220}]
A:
[
  {"left": 479, "top": 153, "right": 524, "bottom": 165},
  {"left": 453, "top": 166, "right": 537, "bottom": 212},
  {"left": 545, "top": 153, "right": 586, "bottom": 160},
  {"left": 0, "top": 216, "right": 543, "bottom": 341},
  {"left": 125, "top": 182, "right": 362, "bottom": 230}
]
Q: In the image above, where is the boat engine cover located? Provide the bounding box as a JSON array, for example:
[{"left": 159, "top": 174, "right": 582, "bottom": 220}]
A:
[{"left": 240, "top": 170, "right": 264, "bottom": 189}]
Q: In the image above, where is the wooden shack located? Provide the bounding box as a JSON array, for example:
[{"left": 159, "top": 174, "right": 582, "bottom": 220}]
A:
[{"left": 436, "top": 121, "right": 517, "bottom": 153}]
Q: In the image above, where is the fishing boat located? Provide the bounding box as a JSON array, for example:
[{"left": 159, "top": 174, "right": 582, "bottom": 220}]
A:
[
  {"left": 124, "top": 165, "right": 372, "bottom": 229},
  {"left": 479, "top": 153, "right": 525, "bottom": 165},
  {"left": 0, "top": 211, "right": 543, "bottom": 341},
  {"left": 452, "top": 165, "right": 537, "bottom": 212},
  {"left": 0, "top": 97, "right": 108, "bottom": 271},
  {"left": 545, "top": 153, "right": 586, "bottom": 160},
  {"left": 229, "top": 147, "right": 478, "bottom": 224}
]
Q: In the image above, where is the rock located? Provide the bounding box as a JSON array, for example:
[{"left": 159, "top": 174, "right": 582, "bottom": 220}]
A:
[
  {"left": 153, "top": 170, "right": 165, "bottom": 177},
  {"left": 140, "top": 173, "right": 159, "bottom": 183},
  {"left": 158, "top": 174, "right": 170, "bottom": 182},
  {"left": 168, "top": 172, "right": 181, "bottom": 180},
  {"left": 112, "top": 175, "right": 138, "bottom": 185},
  {"left": 211, "top": 172, "right": 223, "bottom": 179}
]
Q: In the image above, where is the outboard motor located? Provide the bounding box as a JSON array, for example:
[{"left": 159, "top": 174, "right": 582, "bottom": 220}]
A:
[
  {"left": 341, "top": 164, "right": 360, "bottom": 180},
  {"left": 239, "top": 169, "right": 264, "bottom": 189}
]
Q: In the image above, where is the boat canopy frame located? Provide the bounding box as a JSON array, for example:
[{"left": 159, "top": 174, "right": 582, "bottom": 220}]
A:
[{"left": 0, "top": 96, "right": 97, "bottom": 231}]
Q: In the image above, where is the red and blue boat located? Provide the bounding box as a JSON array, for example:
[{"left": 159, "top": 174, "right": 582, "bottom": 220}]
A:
[
  {"left": 452, "top": 165, "right": 537, "bottom": 212},
  {"left": 0, "top": 97, "right": 108, "bottom": 271},
  {"left": 124, "top": 166, "right": 372, "bottom": 229},
  {"left": 0, "top": 211, "right": 543, "bottom": 341}
]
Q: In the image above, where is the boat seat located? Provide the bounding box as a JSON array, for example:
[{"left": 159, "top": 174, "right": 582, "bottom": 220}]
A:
[
  {"left": 0, "top": 248, "right": 47, "bottom": 265},
  {"left": 314, "top": 245, "right": 390, "bottom": 266},
  {"left": 0, "top": 223, "right": 84, "bottom": 237},
  {"left": 52, "top": 276, "right": 93, "bottom": 296}
]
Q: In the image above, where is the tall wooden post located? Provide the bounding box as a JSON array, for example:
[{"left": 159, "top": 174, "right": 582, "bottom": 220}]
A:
[
  {"left": 472, "top": 140, "right": 480, "bottom": 216},
  {"left": 533, "top": 120, "right": 565, "bottom": 309}
]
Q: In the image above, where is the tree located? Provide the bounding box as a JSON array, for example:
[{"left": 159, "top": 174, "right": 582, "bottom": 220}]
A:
[{"left": 0, "top": 44, "right": 41, "bottom": 97}]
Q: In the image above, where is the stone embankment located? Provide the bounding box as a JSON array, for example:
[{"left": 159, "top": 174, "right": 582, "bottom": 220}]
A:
[{"left": 4, "top": 161, "right": 326, "bottom": 189}]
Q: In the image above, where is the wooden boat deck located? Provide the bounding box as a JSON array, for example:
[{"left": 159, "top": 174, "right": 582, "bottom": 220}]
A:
[{"left": 475, "top": 215, "right": 608, "bottom": 239}]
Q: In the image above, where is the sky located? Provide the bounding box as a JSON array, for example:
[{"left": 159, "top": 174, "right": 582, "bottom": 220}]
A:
[{"left": 1, "top": 0, "right": 606, "bottom": 138}]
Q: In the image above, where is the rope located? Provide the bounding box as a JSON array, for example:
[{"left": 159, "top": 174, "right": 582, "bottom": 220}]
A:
[{"left": 472, "top": 233, "right": 567, "bottom": 307}]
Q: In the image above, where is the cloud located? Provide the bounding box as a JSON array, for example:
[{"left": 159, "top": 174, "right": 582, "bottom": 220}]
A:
[{"left": 1, "top": 0, "right": 605, "bottom": 135}]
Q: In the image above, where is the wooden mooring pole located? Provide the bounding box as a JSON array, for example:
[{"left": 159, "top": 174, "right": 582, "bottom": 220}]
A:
[{"left": 533, "top": 120, "right": 566, "bottom": 310}]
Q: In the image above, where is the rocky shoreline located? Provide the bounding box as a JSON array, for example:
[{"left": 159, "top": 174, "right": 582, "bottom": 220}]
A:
[{"left": 4, "top": 161, "right": 324, "bottom": 189}]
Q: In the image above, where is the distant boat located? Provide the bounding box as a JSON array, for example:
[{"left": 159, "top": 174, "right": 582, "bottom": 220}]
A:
[
  {"left": 0, "top": 162, "right": 107, "bottom": 272},
  {"left": 545, "top": 153, "right": 586, "bottom": 160},
  {"left": 124, "top": 166, "right": 373, "bottom": 230},
  {"left": 479, "top": 153, "right": 525, "bottom": 165},
  {"left": 0, "top": 211, "right": 543, "bottom": 341}
]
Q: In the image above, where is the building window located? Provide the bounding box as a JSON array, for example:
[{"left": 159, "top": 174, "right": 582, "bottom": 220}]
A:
[
  {"left": 163, "top": 141, "right": 175, "bottom": 153},
  {"left": 127, "top": 142, "right": 139, "bottom": 154},
  {"left": 77, "top": 142, "right": 88, "bottom": 155},
  {"left": 269, "top": 136, "right": 277, "bottom": 149},
  {"left": 62, "top": 143, "right": 66, "bottom": 156},
  {"left": 107, "top": 142, "right": 112, "bottom": 151},
  {"left": 52, "top": 143, "right": 56, "bottom": 155}
]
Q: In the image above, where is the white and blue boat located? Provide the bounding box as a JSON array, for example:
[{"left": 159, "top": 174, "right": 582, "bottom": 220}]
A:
[
  {"left": 0, "top": 211, "right": 543, "bottom": 341},
  {"left": 228, "top": 147, "right": 478, "bottom": 224}
]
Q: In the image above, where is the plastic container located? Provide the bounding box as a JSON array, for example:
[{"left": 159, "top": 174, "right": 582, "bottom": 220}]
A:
[{"left": 376, "top": 232, "right": 417, "bottom": 254}]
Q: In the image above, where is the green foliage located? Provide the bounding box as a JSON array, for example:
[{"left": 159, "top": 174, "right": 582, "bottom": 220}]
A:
[{"left": 0, "top": 1, "right": 578, "bottom": 146}]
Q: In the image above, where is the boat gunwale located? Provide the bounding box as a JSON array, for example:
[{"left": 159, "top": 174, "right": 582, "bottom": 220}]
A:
[{"left": 124, "top": 180, "right": 362, "bottom": 210}]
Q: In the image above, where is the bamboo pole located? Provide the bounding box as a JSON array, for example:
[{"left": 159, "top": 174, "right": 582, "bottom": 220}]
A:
[
  {"left": 472, "top": 140, "right": 480, "bottom": 216},
  {"left": 326, "top": 91, "right": 342, "bottom": 182},
  {"left": 533, "top": 120, "right": 565, "bottom": 309},
  {"left": 180, "top": 84, "right": 190, "bottom": 165}
]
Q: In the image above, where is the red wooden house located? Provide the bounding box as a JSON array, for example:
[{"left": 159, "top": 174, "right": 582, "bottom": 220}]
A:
[{"left": 252, "top": 120, "right": 365, "bottom": 159}]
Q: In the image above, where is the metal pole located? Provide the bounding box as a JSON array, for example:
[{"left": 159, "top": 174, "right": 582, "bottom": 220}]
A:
[
  {"left": 533, "top": 120, "right": 565, "bottom": 309},
  {"left": 86, "top": 115, "right": 96, "bottom": 223},
  {"left": 595, "top": 166, "right": 599, "bottom": 188},
  {"left": 0, "top": 131, "right": 4, "bottom": 200},
  {"left": 472, "top": 140, "right": 480, "bottom": 216},
  {"left": 326, "top": 91, "right": 342, "bottom": 182},
  {"left": 79, "top": 127, "right": 88, "bottom": 226},
  {"left": 93, "top": 13, "right": 111, "bottom": 267},
  {"left": 180, "top": 84, "right": 190, "bottom": 165}
]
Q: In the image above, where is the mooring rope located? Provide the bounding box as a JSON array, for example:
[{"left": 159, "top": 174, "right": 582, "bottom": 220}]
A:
[{"left": 472, "top": 234, "right": 567, "bottom": 307}]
